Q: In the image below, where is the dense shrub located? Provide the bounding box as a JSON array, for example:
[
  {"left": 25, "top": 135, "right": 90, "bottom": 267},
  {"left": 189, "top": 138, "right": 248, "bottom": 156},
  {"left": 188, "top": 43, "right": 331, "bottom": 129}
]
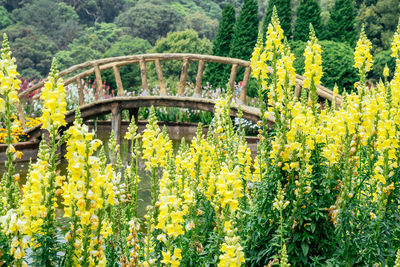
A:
[{"left": 291, "top": 40, "right": 358, "bottom": 92}]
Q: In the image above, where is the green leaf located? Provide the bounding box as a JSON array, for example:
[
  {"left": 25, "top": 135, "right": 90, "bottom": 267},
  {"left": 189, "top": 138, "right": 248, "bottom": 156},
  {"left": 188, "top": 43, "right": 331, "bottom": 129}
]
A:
[{"left": 301, "top": 242, "right": 309, "bottom": 257}]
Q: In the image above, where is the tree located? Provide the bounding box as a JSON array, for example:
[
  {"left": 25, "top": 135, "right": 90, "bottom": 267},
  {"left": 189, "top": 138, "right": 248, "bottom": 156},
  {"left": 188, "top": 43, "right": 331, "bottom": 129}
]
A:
[
  {"left": 294, "top": 0, "right": 323, "bottom": 41},
  {"left": 55, "top": 23, "right": 125, "bottom": 69},
  {"left": 229, "top": 0, "right": 259, "bottom": 88},
  {"left": 356, "top": 0, "right": 400, "bottom": 51},
  {"left": 150, "top": 30, "right": 212, "bottom": 86},
  {"left": 204, "top": 4, "right": 236, "bottom": 88},
  {"left": 1, "top": 25, "right": 57, "bottom": 78},
  {"left": 263, "top": 0, "right": 291, "bottom": 37},
  {"left": 372, "top": 49, "right": 396, "bottom": 81},
  {"left": 184, "top": 12, "right": 218, "bottom": 40},
  {"left": 115, "top": 3, "right": 183, "bottom": 45},
  {"left": 291, "top": 40, "right": 358, "bottom": 92},
  {"left": 325, "top": 0, "right": 357, "bottom": 45},
  {"left": 230, "top": 0, "right": 259, "bottom": 60},
  {"left": 0, "top": 6, "right": 12, "bottom": 30},
  {"left": 0, "top": 0, "right": 29, "bottom": 12},
  {"left": 61, "top": 0, "right": 125, "bottom": 24},
  {"left": 11, "top": 0, "right": 81, "bottom": 49}
]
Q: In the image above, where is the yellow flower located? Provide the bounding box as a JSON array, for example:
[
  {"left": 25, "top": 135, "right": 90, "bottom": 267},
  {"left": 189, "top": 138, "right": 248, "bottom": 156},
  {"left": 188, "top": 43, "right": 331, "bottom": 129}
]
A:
[
  {"left": 303, "top": 25, "right": 323, "bottom": 90},
  {"left": 40, "top": 59, "right": 67, "bottom": 131},
  {"left": 354, "top": 26, "right": 373, "bottom": 74}
]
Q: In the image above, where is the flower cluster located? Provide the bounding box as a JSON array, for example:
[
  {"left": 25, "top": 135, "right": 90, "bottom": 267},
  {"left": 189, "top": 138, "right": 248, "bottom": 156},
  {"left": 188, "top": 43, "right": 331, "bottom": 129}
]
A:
[
  {"left": 63, "top": 112, "right": 115, "bottom": 266},
  {"left": 40, "top": 60, "right": 67, "bottom": 131}
]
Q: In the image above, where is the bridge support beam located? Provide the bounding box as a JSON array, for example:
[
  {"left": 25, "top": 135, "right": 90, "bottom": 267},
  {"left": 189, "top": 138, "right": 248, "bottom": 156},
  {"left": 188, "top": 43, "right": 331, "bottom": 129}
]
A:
[{"left": 111, "top": 104, "right": 122, "bottom": 147}]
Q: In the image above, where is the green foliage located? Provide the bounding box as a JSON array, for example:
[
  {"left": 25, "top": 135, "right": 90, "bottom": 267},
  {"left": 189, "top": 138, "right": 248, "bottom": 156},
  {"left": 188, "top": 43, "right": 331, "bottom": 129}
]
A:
[
  {"left": 372, "top": 49, "right": 396, "bottom": 81},
  {"left": 264, "top": 0, "right": 292, "bottom": 37},
  {"left": 1, "top": 25, "right": 57, "bottom": 77},
  {"left": 0, "top": 7, "right": 12, "bottom": 30},
  {"left": 0, "top": 0, "right": 27, "bottom": 12},
  {"left": 204, "top": 4, "right": 236, "bottom": 88},
  {"left": 184, "top": 12, "right": 218, "bottom": 40},
  {"left": 61, "top": 0, "right": 125, "bottom": 24},
  {"left": 356, "top": 0, "right": 400, "bottom": 52},
  {"left": 149, "top": 30, "right": 212, "bottom": 86},
  {"left": 115, "top": 3, "right": 183, "bottom": 45},
  {"left": 294, "top": 0, "right": 323, "bottom": 41},
  {"left": 290, "top": 40, "right": 358, "bottom": 92},
  {"left": 55, "top": 23, "right": 123, "bottom": 69},
  {"left": 325, "top": 0, "right": 357, "bottom": 45},
  {"left": 11, "top": 0, "right": 81, "bottom": 49},
  {"left": 104, "top": 36, "right": 151, "bottom": 58},
  {"left": 103, "top": 36, "right": 152, "bottom": 91},
  {"left": 230, "top": 0, "right": 259, "bottom": 61}
]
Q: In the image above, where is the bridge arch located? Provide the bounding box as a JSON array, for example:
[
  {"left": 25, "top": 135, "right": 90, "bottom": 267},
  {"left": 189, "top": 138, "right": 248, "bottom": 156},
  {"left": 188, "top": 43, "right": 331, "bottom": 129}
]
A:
[{"left": 17, "top": 53, "right": 341, "bottom": 143}]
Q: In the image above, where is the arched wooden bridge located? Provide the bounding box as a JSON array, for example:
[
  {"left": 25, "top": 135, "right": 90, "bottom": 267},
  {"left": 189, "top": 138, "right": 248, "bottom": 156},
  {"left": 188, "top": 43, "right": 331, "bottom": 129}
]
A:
[{"left": 17, "top": 53, "right": 341, "bottom": 144}]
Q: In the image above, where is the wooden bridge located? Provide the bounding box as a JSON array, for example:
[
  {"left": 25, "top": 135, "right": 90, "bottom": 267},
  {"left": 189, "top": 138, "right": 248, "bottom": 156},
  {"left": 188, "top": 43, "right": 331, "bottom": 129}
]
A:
[{"left": 16, "top": 53, "right": 340, "bottom": 144}]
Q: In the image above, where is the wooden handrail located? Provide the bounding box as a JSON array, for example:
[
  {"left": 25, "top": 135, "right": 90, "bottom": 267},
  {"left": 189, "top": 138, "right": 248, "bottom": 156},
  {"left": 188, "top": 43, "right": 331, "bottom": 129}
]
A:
[{"left": 18, "top": 53, "right": 342, "bottom": 129}]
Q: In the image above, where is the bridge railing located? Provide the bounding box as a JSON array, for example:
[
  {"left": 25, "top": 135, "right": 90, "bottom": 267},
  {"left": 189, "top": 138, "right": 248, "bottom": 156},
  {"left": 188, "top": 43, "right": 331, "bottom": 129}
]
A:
[{"left": 16, "top": 53, "right": 341, "bottom": 128}]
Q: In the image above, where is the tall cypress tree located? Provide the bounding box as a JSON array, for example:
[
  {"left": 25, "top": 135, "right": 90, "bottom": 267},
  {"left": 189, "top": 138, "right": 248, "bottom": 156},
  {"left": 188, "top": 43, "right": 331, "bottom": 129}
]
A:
[
  {"left": 229, "top": 0, "right": 259, "bottom": 61},
  {"left": 294, "top": 0, "right": 322, "bottom": 41},
  {"left": 228, "top": 0, "right": 259, "bottom": 87},
  {"left": 325, "top": 0, "right": 357, "bottom": 45},
  {"left": 204, "top": 4, "right": 236, "bottom": 88},
  {"left": 263, "top": 0, "right": 292, "bottom": 38}
]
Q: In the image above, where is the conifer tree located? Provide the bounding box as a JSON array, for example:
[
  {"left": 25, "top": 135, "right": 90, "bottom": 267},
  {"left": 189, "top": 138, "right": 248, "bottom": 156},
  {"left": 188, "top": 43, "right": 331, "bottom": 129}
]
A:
[
  {"left": 294, "top": 0, "right": 322, "bottom": 41},
  {"left": 204, "top": 4, "right": 236, "bottom": 88},
  {"left": 325, "top": 0, "right": 357, "bottom": 45},
  {"left": 229, "top": 0, "right": 259, "bottom": 61},
  {"left": 263, "top": 0, "right": 292, "bottom": 37}
]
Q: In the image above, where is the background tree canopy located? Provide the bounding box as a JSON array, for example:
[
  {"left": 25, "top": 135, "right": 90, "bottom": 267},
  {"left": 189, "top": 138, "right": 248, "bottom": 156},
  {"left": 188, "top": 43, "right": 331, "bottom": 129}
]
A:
[{"left": 1, "top": 0, "right": 399, "bottom": 91}]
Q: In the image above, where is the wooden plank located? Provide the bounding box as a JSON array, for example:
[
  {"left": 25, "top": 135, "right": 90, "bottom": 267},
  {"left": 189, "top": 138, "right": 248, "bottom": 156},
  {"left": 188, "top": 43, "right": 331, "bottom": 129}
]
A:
[
  {"left": 113, "top": 65, "right": 124, "bottom": 96},
  {"left": 17, "top": 101, "right": 26, "bottom": 129},
  {"left": 76, "top": 77, "right": 85, "bottom": 106},
  {"left": 194, "top": 60, "right": 205, "bottom": 97},
  {"left": 229, "top": 63, "right": 238, "bottom": 94},
  {"left": 139, "top": 58, "right": 150, "bottom": 95},
  {"left": 178, "top": 58, "right": 189, "bottom": 96},
  {"left": 240, "top": 66, "right": 251, "bottom": 104},
  {"left": 94, "top": 64, "right": 104, "bottom": 98},
  {"left": 155, "top": 59, "right": 167, "bottom": 95}
]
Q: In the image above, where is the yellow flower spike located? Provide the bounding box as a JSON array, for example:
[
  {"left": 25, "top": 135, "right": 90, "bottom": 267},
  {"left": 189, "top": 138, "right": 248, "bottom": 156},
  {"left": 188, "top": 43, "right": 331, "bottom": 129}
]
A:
[
  {"left": 354, "top": 26, "right": 373, "bottom": 77},
  {"left": 251, "top": 32, "right": 264, "bottom": 79},
  {"left": 40, "top": 58, "right": 67, "bottom": 132},
  {"left": 383, "top": 64, "right": 390, "bottom": 78},
  {"left": 303, "top": 24, "right": 323, "bottom": 90},
  {"left": 392, "top": 20, "right": 400, "bottom": 59}
]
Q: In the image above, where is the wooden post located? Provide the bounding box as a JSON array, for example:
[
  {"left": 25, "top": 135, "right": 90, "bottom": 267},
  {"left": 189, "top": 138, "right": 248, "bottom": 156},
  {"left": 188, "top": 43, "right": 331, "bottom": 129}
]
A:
[
  {"left": 111, "top": 104, "right": 121, "bottom": 146},
  {"left": 178, "top": 58, "right": 189, "bottom": 96},
  {"left": 240, "top": 66, "right": 251, "bottom": 104},
  {"left": 229, "top": 63, "right": 238, "bottom": 94},
  {"left": 194, "top": 60, "right": 205, "bottom": 98},
  {"left": 139, "top": 58, "right": 150, "bottom": 95},
  {"left": 76, "top": 77, "right": 85, "bottom": 106},
  {"left": 94, "top": 64, "right": 104, "bottom": 98},
  {"left": 294, "top": 83, "right": 302, "bottom": 99},
  {"left": 16, "top": 101, "right": 26, "bottom": 129},
  {"left": 113, "top": 65, "right": 124, "bottom": 96},
  {"left": 155, "top": 59, "right": 167, "bottom": 95}
]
